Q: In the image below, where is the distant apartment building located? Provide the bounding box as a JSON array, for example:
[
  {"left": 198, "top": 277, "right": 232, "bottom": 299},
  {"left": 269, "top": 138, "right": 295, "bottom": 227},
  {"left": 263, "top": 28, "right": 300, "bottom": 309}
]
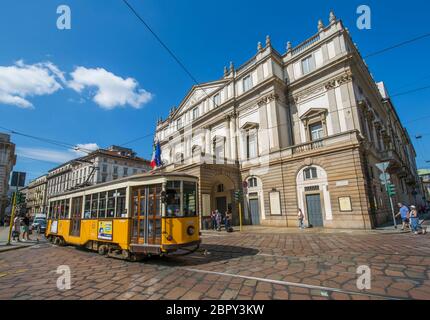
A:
[
  {"left": 0, "top": 133, "right": 16, "bottom": 223},
  {"left": 418, "top": 169, "right": 430, "bottom": 203},
  {"left": 46, "top": 146, "right": 151, "bottom": 198},
  {"left": 153, "top": 12, "right": 422, "bottom": 229},
  {"left": 26, "top": 174, "right": 48, "bottom": 216}
]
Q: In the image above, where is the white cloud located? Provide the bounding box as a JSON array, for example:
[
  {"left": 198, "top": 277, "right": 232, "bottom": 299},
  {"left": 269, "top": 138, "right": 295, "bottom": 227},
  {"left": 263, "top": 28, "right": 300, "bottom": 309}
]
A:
[
  {"left": 71, "top": 143, "right": 99, "bottom": 156},
  {"left": 68, "top": 67, "right": 153, "bottom": 109},
  {"left": 17, "top": 147, "right": 75, "bottom": 164},
  {"left": 17, "top": 143, "right": 100, "bottom": 164},
  {"left": 0, "top": 60, "right": 64, "bottom": 108}
]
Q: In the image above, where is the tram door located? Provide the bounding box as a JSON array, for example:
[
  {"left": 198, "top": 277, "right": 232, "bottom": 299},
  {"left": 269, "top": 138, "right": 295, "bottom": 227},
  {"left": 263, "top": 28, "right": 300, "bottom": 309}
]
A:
[{"left": 131, "top": 185, "right": 162, "bottom": 245}]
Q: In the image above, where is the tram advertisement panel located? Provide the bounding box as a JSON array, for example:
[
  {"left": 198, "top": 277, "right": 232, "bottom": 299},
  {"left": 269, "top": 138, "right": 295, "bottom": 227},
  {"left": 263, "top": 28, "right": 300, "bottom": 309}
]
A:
[
  {"left": 50, "top": 220, "right": 58, "bottom": 234},
  {"left": 98, "top": 221, "right": 113, "bottom": 241}
]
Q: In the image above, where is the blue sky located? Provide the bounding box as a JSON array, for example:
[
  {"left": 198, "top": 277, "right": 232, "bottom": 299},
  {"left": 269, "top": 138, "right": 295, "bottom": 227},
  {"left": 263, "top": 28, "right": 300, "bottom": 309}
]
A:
[{"left": 1, "top": 0, "right": 430, "bottom": 183}]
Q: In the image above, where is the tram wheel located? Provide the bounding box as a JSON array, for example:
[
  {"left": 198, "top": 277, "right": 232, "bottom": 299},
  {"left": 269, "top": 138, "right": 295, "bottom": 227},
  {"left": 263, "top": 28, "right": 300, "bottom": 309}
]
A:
[
  {"left": 98, "top": 245, "right": 108, "bottom": 256},
  {"left": 53, "top": 237, "right": 61, "bottom": 246}
]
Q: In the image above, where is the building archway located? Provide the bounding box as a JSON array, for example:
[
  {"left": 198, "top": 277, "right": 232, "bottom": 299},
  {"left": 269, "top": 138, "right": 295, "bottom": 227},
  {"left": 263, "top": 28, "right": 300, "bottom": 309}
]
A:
[
  {"left": 210, "top": 175, "right": 235, "bottom": 216},
  {"left": 296, "top": 165, "right": 332, "bottom": 227}
]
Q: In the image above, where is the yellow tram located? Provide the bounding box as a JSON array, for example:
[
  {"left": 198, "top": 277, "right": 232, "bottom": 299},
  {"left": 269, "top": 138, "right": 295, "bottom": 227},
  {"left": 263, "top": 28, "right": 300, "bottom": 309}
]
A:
[{"left": 46, "top": 172, "right": 201, "bottom": 261}]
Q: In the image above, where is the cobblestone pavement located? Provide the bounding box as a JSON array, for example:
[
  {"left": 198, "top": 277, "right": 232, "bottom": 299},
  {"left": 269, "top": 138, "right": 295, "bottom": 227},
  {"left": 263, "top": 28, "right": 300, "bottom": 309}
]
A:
[{"left": 0, "top": 229, "right": 429, "bottom": 300}]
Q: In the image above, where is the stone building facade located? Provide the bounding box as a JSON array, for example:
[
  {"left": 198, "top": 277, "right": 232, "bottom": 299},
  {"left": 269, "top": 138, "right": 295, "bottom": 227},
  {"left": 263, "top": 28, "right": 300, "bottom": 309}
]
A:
[
  {"left": 0, "top": 133, "right": 16, "bottom": 223},
  {"left": 26, "top": 174, "right": 48, "bottom": 216},
  {"left": 153, "top": 12, "right": 422, "bottom": 229},
  {"left": 47, "top": 146, "right": 151, "bottom": 199}
]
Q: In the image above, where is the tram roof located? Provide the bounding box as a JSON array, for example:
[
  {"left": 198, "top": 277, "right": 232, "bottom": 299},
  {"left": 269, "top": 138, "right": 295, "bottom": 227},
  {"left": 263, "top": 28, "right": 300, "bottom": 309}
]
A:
[{"left": 49, "top": 171, "right": 198, "bottom": 199}]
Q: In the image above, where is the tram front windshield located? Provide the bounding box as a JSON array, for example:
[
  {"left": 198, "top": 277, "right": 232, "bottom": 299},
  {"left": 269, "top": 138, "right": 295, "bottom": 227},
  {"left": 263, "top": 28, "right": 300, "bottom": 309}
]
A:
[{"left": 165, "top": 180, "right": 197, "bottom": 217}]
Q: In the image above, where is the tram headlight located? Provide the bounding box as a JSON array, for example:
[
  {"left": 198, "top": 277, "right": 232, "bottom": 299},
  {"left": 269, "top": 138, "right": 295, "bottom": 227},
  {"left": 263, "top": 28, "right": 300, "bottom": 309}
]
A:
[{"left": 187, "top": 225, "right": 195, "bottom": 236}]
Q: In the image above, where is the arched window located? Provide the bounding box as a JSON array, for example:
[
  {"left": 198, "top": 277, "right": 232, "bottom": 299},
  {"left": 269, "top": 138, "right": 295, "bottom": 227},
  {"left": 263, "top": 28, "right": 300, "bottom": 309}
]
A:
[
  {"left": 304, "top": 167, "right": 318, "bottom": 180},
  {"left": 248, "top": 177, "right": 258, "bottom": 188}
]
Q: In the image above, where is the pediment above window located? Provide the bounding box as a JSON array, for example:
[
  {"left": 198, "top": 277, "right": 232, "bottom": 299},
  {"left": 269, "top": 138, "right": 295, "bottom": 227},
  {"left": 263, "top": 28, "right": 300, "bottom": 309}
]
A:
[
  {"left": 240, "top": 122, "right": 259, "bottom": 130},
  {"left": 299, "top": 108, "right": 328, "bottom": 121}
]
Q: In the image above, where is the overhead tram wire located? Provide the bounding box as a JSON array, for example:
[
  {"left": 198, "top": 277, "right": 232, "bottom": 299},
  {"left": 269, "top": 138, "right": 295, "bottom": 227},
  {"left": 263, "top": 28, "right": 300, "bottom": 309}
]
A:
[
  {"left": 0, "top": 125, "right": 94, "bottom": 155},
  {"left": 363, "top": 32, "right": 430, "bottom": 59}
]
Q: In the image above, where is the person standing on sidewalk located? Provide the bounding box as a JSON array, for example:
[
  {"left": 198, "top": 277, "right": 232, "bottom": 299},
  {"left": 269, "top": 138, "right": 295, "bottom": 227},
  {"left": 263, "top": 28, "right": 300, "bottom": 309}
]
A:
[
  {"left": 410, "top": 205, "right": 427, "bottom": 235},
  {"left": 210, "top": 210, "right": 217, "bottom": 230},
  {"left": 298, "top": 208, "right": 305, "bottom": 229},
  {"left": 21, "top": 213, "right": 32, "bottom": 241}
]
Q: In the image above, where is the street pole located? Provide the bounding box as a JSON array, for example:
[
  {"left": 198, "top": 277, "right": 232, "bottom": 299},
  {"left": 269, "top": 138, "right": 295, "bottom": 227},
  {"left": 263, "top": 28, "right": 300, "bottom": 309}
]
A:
[
  {"left": 389, "top": 196, "right": 397, "bottom": 229},
  {"left": 238, "top": 201, "right": 243, "bottom": 232},
  {"left": 6, "top": 186, "right": 18, "bottom": 246},
  {"left": 381, "top": 163, "right": 397, "bottom": 229}
]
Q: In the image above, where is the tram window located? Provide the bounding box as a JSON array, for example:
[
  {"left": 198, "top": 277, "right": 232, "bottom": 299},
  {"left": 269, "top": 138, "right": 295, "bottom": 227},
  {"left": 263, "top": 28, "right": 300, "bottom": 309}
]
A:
[
  {"left": 64, "top": 199, "right": 70, "bottom": 219},
  {"left": 84, "top": 195, "right": 91, "bottom": 219},
  {"left": 98, "top": 192, "right": 107, "bottom": 218},
  {"left": 183, "top": 182, "right": 197, "bottom": 217},
  {"left": 107, "top": 191, "right": 115, "bottom": 218},
  {"left": 165, "top": 181, "right": 181, "bottom": 217},
  {"left": 71, "top": 197, "right": 82, "bottom": 219},
  {"left": 115, "top": 188, "right": 126, "bottom": 218},
  {"left": 59, "top": 201, "right": 63, "bottom": 218},
  {"left": 91, "top": 194, "right": 98, "bottom": 218}
]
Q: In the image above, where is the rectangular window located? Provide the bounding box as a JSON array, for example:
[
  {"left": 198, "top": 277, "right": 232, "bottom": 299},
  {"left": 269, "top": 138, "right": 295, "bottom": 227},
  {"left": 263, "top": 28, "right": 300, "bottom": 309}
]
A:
[
  {"left": 183, "top": 182, "right": 197, "bottom": 217},
  {"left": 310, "top": 122, "right": 324, "bottom": 141},
  {"left": 192, "top": 107, "right": 199, "bottom": 120},
  {"left": 107, "top": 191, "right": 115, "bottom": 218},
  {"left": 98, "top": 192, "right": 107, "bottom": 218},
  {"left": 115, "top": 188, "right": 126, "bottom": 218},
  {"left": 123, "top": 167, "right": 128, "bottom": 177},
  {"left": 215, "top": 140, "right": 224, "bottom": 163},
  {"left": 177, "top": 118, "right": 183, "bottom": 130},
  {"left": 71, "top": 197, "right": 82, "bottom": 219},
  {"left": 84, "top": 195, "right": 91, "bottom": 219},
  {"left": 213, "top": 93, "right": 221, "bottom": 107},
  {"left": 246, "top": 131, "right": 257, "bottom": 159},
  {"left": 243, "top": 75, "right": 253, "bottom": 92},
  {"left": 133, "top": 168, "right": 138, "bottom": 175},
  {"left": 91, "top": 193, "right": 98, "bottom": 218},
  {"left": 301, "top": 55, "right": 316, "bottom": 75},
  {"left": 165, "top": 181, "right": 181, "bottom": 217},
  {"left": 102, "top": 164, "right": 107, "bottom": 173},
  {"left": 113, "top": 166, "right": 118, "bottom": 175}
]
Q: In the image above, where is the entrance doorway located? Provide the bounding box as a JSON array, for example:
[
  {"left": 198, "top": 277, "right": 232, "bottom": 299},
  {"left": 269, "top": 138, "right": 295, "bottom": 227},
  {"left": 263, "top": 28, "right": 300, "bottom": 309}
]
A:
[
  {"left": 131, "top": 185, "right": 162, "bottom": 245},
  {"left": 216, "top": 197, "right": 227, "bottom": 214},
  {"left": 249, "top": 198, "right": 260, "bottom": 225},
  {"left": 306, "top": 194, "right": 323, "bottom": 227}
]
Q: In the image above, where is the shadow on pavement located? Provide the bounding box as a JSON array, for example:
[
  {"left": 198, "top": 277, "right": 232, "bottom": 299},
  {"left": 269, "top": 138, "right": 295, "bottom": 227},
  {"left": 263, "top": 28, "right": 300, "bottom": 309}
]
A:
[{"left": 145, "top": 244, "right": 259, "bottom": 267}]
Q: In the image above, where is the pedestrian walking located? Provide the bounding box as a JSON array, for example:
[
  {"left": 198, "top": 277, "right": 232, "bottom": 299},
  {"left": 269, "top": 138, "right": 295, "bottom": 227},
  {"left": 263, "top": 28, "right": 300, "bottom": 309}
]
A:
[
  {"left": 21, "top": 213, "right": 32, "bottom": 241},
  {"left": 395, "top": 203, "right": 410, "bottom": 231},
  {"left": 298, "top": 208, "right": 305, "bottom": 229},
  {"left": 409, "top": 205, "right": 427, "bottom": 235},
  {"left": 12, "top": 215, "right": 21, "bottom": 242}
]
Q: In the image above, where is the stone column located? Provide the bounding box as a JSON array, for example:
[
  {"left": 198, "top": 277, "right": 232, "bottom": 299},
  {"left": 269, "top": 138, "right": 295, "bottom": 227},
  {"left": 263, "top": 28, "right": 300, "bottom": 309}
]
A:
[
  {"left": 230, "top": 113, "right": 237, "bottom": 161},
  {"left": 225, "top": 116, "right": 231, "bottom": 160},
  {"left": 205, "top": 127, "right": 211, "bottom": 156}
]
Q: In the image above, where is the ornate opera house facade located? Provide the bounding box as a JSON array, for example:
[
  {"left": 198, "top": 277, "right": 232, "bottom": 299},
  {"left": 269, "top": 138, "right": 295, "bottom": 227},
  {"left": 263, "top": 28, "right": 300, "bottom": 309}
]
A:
[{"left": 153, "top": 12, "right": 422, "bottom": 229}]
